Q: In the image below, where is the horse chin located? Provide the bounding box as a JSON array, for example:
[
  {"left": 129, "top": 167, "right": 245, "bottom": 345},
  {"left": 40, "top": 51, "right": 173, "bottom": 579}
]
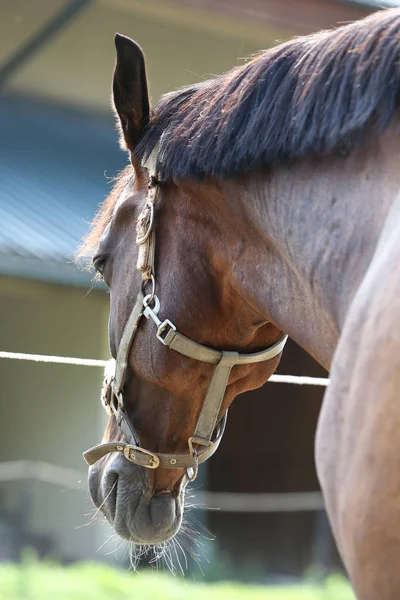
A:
[
  {"left": 113, "top": 489, "right": 184, "bottom": 545},
  {"left": 88, "top": 458, "right": 186, "bottom": 545}
]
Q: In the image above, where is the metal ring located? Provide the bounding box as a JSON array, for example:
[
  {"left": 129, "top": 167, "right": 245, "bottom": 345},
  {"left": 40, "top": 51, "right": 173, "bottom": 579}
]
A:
[
  {"left": 187, "top": 437, "right": 200, "bottom": 481},
  {"left": 142, "top": 274, "right": 156, "bottom": 303},
  {"left": 186, "top": 466, "right": 198, "bottom": 482}
]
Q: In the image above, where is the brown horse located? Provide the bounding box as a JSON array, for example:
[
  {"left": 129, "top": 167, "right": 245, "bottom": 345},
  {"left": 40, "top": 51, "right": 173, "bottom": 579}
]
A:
[{"left": 80, "top": 8, "right": 400, "bottom": 597}]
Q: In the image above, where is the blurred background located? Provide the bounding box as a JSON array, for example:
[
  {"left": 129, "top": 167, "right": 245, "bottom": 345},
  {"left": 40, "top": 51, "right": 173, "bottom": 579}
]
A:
[{"left": 0, "top": 0, "right": 394, "bottom": 597}]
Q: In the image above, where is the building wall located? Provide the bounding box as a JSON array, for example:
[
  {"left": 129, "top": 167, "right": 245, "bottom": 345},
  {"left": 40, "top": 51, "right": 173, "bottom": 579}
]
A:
[
  {"left": 0, "top": 0, "right": 294, "bottom": 112},
  {"left": 207, "top": 340, "right": 336, "bottom": 577},
  {"left": 0, "top": 276, "right": 111, "bottom": 560},
  {"left": 0, "top": 0, "right": 372, "bottom": 114}
]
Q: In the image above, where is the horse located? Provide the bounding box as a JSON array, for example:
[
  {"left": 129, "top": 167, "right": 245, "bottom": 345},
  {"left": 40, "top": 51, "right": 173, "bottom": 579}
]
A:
[{"left": 79, "top": 7, "right": 400, "bottom": 597}]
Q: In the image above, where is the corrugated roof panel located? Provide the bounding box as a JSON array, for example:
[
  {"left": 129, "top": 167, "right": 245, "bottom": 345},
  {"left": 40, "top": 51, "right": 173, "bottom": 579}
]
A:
[{"left": 0, "top": 95, "right": 125, "bottom": 284}]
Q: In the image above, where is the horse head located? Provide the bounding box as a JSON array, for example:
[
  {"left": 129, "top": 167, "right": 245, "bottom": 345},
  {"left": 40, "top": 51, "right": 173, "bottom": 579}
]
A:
[{"left": 82, "top": 35, "right": 285, "bottom": 548}]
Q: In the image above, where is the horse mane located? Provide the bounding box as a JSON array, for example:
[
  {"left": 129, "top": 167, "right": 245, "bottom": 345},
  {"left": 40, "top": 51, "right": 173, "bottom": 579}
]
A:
[{"left": 135, "top": 8, "right": 400, "bottom": 180}]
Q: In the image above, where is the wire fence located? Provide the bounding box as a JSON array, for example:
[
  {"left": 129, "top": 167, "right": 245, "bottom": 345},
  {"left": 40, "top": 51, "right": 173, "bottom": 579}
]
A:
[
  {"left": 0, "top": 350, "right": 330, "bottom": 387},
  {"left": 0, "top": 348, "right": 328, "bottom": 513},
  {"left": 0, "top": 460, "right": 324, "bottom": 512}
]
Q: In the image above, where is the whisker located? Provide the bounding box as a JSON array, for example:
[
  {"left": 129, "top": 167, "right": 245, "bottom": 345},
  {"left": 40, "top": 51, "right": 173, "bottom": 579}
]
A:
[
  {"left": 91, "top": 479, "right": 118, "bottom": 521},
  {"left": 174, "top": 536, "right": 188, "bottom": 572},
  {"left": 171, "top": 538, "right": 184, "bottom": 577},
  {"left": 75, "top": 505, "right": 106, "bottom": 530},
  {"left": 97, "top": 487, "right": 215, "bottom": 575},
  {"left": 179, "top": 510, "right": 215, "bottom": 573},
  {"left": 128, "top": 541, "right": 139, "bottom": 571},
  {"left": 96, "top": 532, "right": 119, "bottom": 553},
  {"left": 163, "top": 542, "right": 176, "bottom": 575},
  {"left": 183, "top": 512, "right": 215, "bottom": 541},
  {"left": 105, "top": 537, "right": 126, "bottom": 557}
]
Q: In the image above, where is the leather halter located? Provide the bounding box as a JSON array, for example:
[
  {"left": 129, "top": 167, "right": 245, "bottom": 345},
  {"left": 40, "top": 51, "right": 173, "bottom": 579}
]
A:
[{"left": 83, "top": 147, "right": 287, "bottom": 481}]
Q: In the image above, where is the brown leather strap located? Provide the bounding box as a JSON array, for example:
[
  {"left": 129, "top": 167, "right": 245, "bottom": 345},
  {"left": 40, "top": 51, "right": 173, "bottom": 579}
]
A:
[
  {"left": 83, "top": 436, "right": 221, "bottom": 468},
  {"left": 113, "top": 290, "right": 144, "bottom": 396},
  {"left": 83, "top": 413, "right": 227, "bottom": 468},
  {"left": 191, "top": 351, "right": 239, "bottom": 445},
  {"left": 114, "top": 405, "right": 140, "bottom": 447},
  {"left": 164, "top": 328, "right": 288, "bottom": 365}
]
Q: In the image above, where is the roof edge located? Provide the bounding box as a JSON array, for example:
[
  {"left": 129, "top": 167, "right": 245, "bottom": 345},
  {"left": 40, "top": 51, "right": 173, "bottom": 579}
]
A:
[
  {"left": 344, "top": 0, "right": 400, "bottom": 8},
  {"left": 0, "top": 255, "right": 105, "bottom": 290}
]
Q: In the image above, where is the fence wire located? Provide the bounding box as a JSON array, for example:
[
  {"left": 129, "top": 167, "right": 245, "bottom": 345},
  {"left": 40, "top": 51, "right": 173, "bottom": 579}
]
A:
[
  {"left": 0, "top": 460, "right": 324, "bottom": 512},
  {"left": 0, "top": 349, "right": 328, "bottom": 513},
  {"left": 0, "top": 351, "right": 329, "bottom": 386}
]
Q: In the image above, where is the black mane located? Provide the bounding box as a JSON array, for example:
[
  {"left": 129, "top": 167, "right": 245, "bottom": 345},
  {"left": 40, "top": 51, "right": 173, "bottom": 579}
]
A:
[{"left": 135, "top": 8, "right": 400, "bottom": 180}]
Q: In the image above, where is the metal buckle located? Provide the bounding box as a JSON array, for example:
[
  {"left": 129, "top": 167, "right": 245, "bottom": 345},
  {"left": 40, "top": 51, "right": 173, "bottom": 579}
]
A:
[
  {"left": 107, "top": 394, "right": 118, "bottom": 417},
  {"left": 101, "top": 378, "right": 120, "bottom": 417},
  {"left": 101, "top": 365, "right": 117, "bottom": 416},
  {"left": 136, "top": 202, "right": 154, "bottom": 245},
  {"left": 157, "top": 320, "right": 176, "bottom": 345},
  {"left": 143, "top": 294, "right": 160, "bottom": 319},
  {"left": 143, "top": 295, "right": 177, "bottom": 345},
  {"left": 123, "top": 445, "right": 160, "bottom": 469},
  {"left": 104, "top": 389, "right": 124, "bottom": 419},
  {"left": 101, "top": 383, "right": 113, "bottom": 416}
]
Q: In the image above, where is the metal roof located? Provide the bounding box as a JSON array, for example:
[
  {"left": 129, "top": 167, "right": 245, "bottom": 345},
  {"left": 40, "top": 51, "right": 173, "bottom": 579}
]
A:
[
  {"left": 347, "top": 0, "right": 400, "bottom": 7},
  {"left": 0, "top": 95, "right": 124, "bottom": 286}
]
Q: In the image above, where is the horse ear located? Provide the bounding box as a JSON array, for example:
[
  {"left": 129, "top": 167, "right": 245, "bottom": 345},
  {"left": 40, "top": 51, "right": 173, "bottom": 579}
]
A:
[{"left": 113, "top": 34, "right": 150, "bottom": 152}]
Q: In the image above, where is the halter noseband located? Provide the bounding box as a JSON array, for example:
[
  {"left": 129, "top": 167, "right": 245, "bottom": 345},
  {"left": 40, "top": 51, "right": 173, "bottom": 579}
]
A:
[{"left": 83, "top": 147, "right": 287, "bottom": 481}]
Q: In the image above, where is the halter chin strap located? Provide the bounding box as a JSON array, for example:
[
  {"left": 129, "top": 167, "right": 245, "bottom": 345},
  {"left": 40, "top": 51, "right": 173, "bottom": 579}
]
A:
[{"left": 83, "top": 146, "right": 287, "bottom": 480}]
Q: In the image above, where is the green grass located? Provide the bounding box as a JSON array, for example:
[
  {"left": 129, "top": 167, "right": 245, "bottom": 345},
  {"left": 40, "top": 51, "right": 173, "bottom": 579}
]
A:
[{"left": 0, "top": 560, "right": 356, "bottom": 600}]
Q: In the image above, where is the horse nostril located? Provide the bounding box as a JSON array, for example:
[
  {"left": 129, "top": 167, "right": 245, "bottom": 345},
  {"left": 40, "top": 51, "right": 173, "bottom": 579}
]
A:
[{"left": 103, "top": 471, "right": 119, "bottom": 522}]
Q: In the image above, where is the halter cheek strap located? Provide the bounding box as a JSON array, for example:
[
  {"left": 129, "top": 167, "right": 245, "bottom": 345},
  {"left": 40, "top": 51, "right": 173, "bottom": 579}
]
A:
[{"left": 83, "top": 146, "right": 287, "bottom": 480}]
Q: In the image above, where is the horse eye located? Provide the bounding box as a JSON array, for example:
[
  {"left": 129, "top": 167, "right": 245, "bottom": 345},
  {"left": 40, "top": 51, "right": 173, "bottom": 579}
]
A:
[{"left": 92, "top": 256, "right": 107, "bottom": 276}]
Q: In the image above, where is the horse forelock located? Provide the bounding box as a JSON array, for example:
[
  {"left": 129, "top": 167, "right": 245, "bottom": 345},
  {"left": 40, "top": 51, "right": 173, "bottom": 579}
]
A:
[{"left": 135, "top": 8, "right": 400, "bottom": 180}]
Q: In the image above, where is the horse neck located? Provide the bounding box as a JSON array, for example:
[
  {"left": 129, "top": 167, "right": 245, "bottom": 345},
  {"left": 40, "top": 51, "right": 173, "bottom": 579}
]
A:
[{"left": 228, "top": 130, "right": 400, "bottom": 369}]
